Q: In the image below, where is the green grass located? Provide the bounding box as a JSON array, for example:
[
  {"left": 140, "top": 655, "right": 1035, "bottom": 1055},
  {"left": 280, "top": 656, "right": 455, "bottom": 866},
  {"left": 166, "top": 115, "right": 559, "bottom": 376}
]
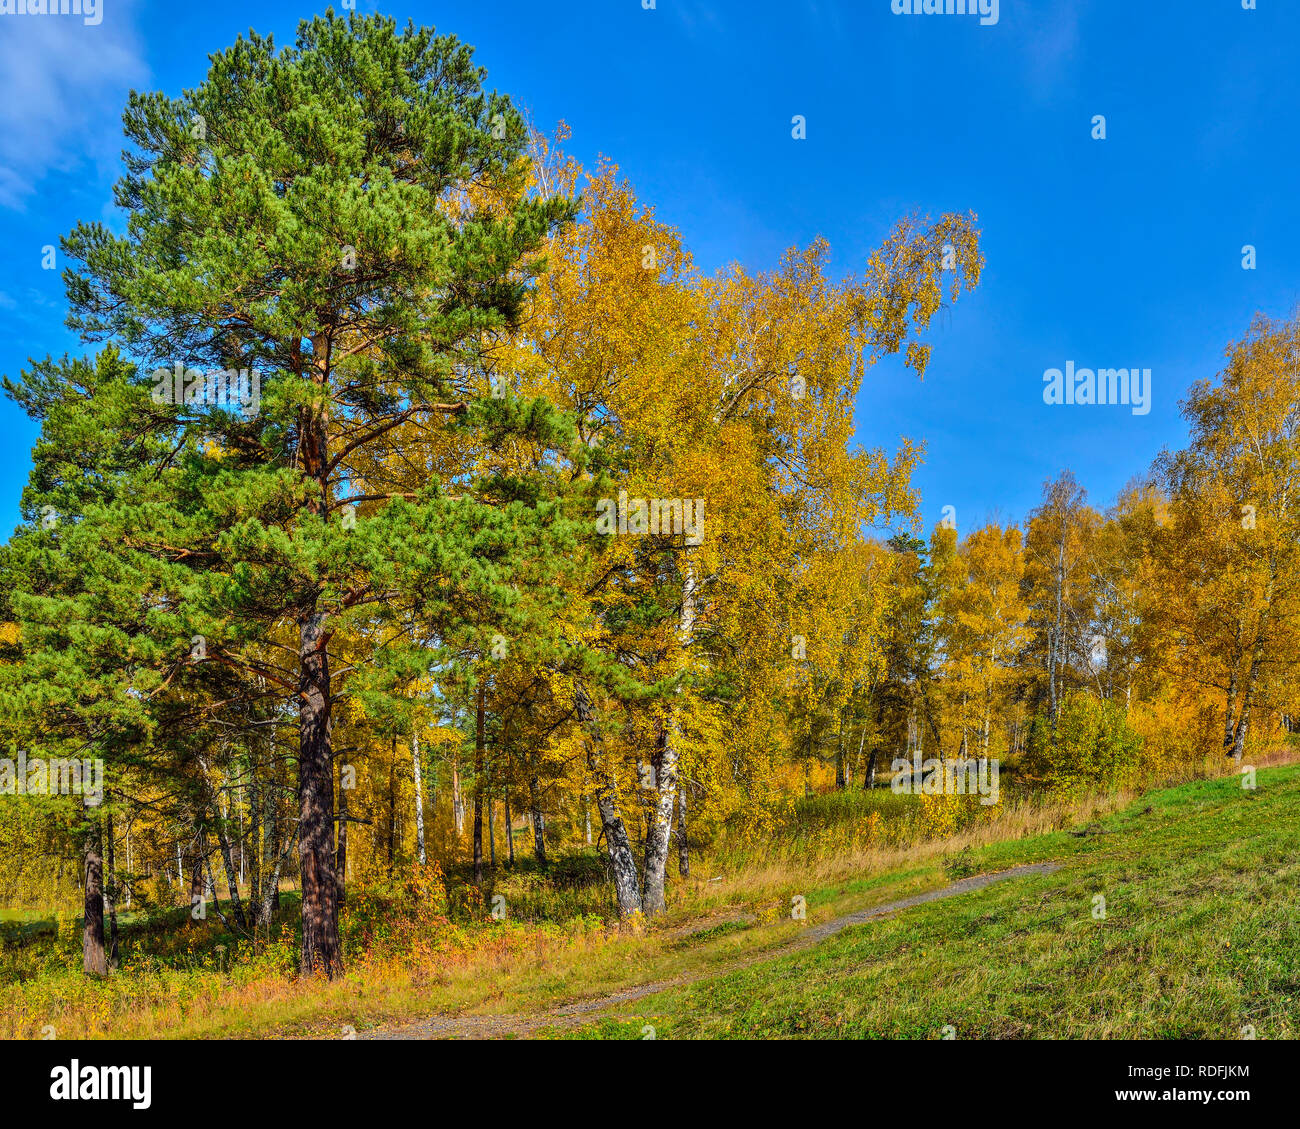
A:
[{"left": 570, "top": 765, "right": 1300, "bottom": 1038}]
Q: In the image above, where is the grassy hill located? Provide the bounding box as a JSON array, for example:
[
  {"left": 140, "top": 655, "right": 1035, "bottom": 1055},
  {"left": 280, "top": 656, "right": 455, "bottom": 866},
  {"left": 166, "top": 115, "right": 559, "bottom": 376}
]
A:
[{"left": 554, "top": 764, "right": 1300, "bottom": 1038}]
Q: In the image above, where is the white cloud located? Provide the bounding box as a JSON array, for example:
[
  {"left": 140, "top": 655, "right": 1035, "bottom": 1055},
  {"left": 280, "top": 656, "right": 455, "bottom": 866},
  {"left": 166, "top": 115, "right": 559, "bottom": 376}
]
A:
[{"left": 0, "top": 1, "right": 147, "bottom": 209}]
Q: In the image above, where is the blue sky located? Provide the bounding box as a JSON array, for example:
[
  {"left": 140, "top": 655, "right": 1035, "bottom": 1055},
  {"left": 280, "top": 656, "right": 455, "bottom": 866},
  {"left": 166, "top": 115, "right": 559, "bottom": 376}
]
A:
[{"left": 2, "top": 0, "right": 1297, "bottom": 540}]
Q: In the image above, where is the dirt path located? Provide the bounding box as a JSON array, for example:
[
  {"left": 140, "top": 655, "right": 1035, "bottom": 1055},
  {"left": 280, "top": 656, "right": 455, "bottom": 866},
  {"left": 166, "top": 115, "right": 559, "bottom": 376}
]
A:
[{"left": 362, "top": 861, "right": 1060, "bottom": 1040}]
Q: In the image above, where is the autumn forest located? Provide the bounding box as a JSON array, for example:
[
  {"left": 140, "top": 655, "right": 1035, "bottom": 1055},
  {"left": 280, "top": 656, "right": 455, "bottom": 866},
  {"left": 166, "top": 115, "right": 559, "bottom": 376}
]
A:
[{"left": 1, "top": 11, "right": 1298, "bottom": 1056}]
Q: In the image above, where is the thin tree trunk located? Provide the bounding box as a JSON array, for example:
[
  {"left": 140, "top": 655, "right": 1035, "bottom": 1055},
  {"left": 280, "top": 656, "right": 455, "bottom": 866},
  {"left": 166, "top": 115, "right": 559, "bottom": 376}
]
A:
[
  {"left": 504, "top": 790, "right": 514, "bottom": 866},
  {"left": 676, "top": 786, "right": 689, "bottom": 878},
  {"left": 452, "top": 757, "right": 464, "bottom": 836},
  {"left": 413, "top": 734, "right": 427, "bottom": 866},
  {"left": 835, "top": 712, "right": 846, "bottom": 789},
  {"left": 1223, "top": 640, "right": 1241, "bottom": 756},
  {"left": 574, "top": 681, "right": 642, "bottom": 918},
  {"left": 271, "top": 846, "right": 281, "bottom": 906},
  {"left": 214, "top": 814, "right": 246, "bottom": 931},
  {"left": 529, "top": 760, "right": 546, "bottom": 865},
  {"left": 335, "top": 758, "right": 348, "bottom": 906},
  {"left": 920, "top": 683, "right": 946, "bottom": 760},
  {"left": 473, "top": 683, "right": 486, "bottom": 885},
  {"left": 981, "top": 659, "right": 992, "bottom": 756},
  {"left": 642, "top": 561, "right": 695, "bottom": 916},
  {"left": 200, "top": 757, "right": 247, "bottom": 931},
  {"left": 189, "top": 826, "right": 204, "bottom": 900},
  {"left": 249, "top": 774, "right": 262, "bottom": 921},
  {"left": 1049, "top": 535, "right": 1065, "bottom": 724},
  {"left": 1232, "top": 633, "right": 1266, "bottom": 763},
  {"left": 204, "top": 854, "right": 233, "bottom": 931},
  {"left": 268, "top": 775, "right": 281, "bottom": 912},
  {"left": 388, "top": 738, "right": 397, "bottom": 877},
  {"left": 261, "top": 816, "right": 287, "bottom": 929}
]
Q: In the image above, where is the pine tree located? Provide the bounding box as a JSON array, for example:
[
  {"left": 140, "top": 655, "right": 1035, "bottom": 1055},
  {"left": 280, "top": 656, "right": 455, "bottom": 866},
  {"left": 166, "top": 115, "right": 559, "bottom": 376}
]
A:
[{"left": 54, "top": 12, "right": 577, "bottom": 976}]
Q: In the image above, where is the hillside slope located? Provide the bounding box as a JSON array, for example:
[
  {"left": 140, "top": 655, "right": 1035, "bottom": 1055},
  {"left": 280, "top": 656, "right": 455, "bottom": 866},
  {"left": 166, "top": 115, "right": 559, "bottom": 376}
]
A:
[{"left": 557, "top": 765, "right": 1300, "bottom": 1039}]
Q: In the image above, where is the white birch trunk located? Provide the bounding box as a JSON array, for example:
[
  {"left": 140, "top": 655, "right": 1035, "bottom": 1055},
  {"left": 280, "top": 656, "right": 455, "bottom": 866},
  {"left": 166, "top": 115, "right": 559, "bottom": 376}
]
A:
[{"left": 413, "top": 734, "right": 427, "bottom": 865}]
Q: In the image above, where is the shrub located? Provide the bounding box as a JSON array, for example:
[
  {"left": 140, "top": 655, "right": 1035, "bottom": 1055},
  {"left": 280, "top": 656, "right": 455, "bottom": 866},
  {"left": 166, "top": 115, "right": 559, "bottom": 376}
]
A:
[
  {"left": 139, "top": 872, "right": 176, "bottom": 911},
  {"left": 1024, "top": 692, "right": 1142, "bottom": 795}
]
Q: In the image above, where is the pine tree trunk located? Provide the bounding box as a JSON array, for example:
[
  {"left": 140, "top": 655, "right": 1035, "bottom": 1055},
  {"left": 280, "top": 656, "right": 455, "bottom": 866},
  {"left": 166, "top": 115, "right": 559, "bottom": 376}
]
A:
[
  {"left": 298, "top": 608, "right": 342, "bottom": 977},
  {"left": 83, "top": 815, "right": 107, "bottom": 977}
]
